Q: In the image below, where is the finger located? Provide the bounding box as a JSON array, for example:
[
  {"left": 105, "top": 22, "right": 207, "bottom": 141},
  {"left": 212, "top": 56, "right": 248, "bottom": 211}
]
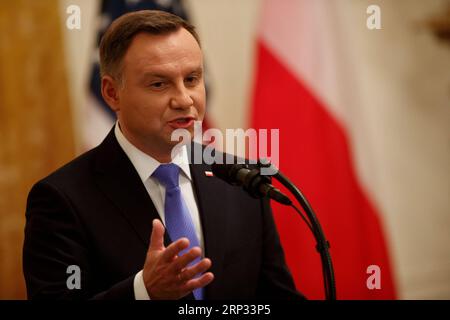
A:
[
  {"left": 179, "top": 258, "right": 212, "bottom": 281},
  {"left": 168, "top": 246, "right": 202, "bottom": 275},
  {"left": 182, "top": 272, "right": 214, "bottom": 292},
  {"left": 160, "top": 237, "right": 190, "bottom": 263},
  {"left": 149, "top": 219, "right": 165, "bottom": 251}
]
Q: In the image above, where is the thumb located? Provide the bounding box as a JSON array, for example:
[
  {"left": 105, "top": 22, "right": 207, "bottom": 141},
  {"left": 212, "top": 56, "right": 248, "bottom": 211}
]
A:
[{"left": 148, "top": 219, "right": 165, "bottom": 252}]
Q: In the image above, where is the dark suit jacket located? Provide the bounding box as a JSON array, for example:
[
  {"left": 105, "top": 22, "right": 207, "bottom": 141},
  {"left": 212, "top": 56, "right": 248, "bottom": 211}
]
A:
[{"left": 23, "top": 127, "right": 302, "bottom": 300}]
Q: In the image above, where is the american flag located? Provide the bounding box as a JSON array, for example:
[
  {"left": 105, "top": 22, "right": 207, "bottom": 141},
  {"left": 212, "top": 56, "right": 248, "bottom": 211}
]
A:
[{"left": 84, "top": 0, "right": 210, "bottom": 150}]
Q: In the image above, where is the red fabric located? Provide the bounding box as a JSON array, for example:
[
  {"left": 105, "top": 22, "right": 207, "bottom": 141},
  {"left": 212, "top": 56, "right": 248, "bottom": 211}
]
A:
[{"left": 250, "top": 41, "right": 396, "bottom": 299}]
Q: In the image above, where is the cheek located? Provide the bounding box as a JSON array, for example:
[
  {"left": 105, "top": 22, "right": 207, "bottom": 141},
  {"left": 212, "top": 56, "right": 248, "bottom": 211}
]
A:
[
  {"left": 194, "top": 88, "right": 207, "bottom": 116},
  {"left": 123, "top": 91, "right": 167, "bottom": 122}
]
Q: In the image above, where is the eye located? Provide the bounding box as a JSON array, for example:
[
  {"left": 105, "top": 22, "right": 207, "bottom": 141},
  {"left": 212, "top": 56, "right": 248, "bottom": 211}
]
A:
[
  {"left": 185, "top": 75, "right": 199, "bottom": 86},
  {"left": 150, "top": 81, "right": 166, "bottom": 90}
]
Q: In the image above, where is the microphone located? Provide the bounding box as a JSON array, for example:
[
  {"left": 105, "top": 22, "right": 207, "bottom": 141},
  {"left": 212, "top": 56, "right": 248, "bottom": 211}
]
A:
[
  {"left": 211, "top": 163, "right": 292, "bottom": 205},
  {"left": 212, "top": 163, "right": 336, "bottom": 299}
]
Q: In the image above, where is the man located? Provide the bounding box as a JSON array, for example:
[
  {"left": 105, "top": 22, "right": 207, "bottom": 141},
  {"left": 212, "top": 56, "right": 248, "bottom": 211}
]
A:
[{"left": 23, "top": 10, "right": 302, "bottom": 300}]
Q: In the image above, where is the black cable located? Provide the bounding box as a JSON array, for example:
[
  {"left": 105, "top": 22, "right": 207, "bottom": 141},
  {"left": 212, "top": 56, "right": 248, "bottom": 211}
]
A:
[
  {"left": 290, "top": 203, "right": 334, "bottom": 299},
  {"left": 290, "top": 203, "right": 314, "bottom": 235},
  {"left": 258, "top": 162, "right": 336, "bottom": 300}
]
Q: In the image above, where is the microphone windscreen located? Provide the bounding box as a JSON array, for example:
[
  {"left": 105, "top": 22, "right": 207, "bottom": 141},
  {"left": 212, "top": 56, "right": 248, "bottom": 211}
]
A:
[{"left": 211, "top": 163, "right": 248, "bottom": 185}]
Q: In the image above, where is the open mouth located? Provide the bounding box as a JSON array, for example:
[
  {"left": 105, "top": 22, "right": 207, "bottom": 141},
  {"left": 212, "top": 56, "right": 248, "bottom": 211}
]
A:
[{"left": 167, "top": 117, "right": 195, "bottom": 129}]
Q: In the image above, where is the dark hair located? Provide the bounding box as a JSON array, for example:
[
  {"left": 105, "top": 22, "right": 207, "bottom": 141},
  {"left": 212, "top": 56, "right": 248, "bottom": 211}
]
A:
[{"left": 99, "top": 10, "right": 200, "bottom": 79}]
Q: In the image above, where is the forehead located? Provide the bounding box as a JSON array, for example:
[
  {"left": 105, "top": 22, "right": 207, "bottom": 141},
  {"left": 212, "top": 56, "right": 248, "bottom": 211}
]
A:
[{"left": 123, "top": 28, "right": 203, "bottom": 76}]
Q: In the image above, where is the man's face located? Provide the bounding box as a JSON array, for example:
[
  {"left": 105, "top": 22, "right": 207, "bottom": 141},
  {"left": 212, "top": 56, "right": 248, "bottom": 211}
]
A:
[{"left": 105, "top": 28, "right": 206, "bottom": 160}]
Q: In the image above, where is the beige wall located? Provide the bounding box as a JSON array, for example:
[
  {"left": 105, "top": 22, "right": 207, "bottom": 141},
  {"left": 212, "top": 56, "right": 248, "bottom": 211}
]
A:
[
  {"left": 59, "top": 0, "right": 100, "bottom": 153},
  {"left": 0, "top": 0, "right": 76, "bottom": 299}
]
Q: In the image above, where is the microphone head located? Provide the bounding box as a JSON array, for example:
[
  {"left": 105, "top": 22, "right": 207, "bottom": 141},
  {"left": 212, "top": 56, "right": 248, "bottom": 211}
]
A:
[{"left": 211, "top": 163, "right": 248, "bottom": 185}]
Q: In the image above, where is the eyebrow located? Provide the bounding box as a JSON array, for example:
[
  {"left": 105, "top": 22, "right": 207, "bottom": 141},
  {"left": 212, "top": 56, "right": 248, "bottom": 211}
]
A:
[{"left": 140, "top": 67, "right": 203, "bottom": 81}]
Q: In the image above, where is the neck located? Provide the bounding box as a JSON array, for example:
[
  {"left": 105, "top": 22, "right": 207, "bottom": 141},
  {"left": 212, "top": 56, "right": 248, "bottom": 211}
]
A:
[{"left": 118, "top": 123, "right": 177, "bottom": 163}]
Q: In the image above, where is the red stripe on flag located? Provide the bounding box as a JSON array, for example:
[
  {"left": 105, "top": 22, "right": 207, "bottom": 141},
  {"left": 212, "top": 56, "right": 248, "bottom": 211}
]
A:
[{"left": 250, "top": 41, "right": 396, "bottom": 299}]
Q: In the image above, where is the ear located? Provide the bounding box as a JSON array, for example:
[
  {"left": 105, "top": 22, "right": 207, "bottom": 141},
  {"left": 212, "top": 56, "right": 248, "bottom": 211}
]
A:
[{"left": 101, "top": 75, "right": 121, "bottom": 112}]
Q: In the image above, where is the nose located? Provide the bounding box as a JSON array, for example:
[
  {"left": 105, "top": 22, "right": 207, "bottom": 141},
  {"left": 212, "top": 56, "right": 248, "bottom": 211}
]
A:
[{"left": 170, "top": 85, "right": 194, "bottom": 110}]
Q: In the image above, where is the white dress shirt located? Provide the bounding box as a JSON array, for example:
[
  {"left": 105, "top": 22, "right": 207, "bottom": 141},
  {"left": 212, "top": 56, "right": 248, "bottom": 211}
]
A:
[{"left": 114, "top": 123, "right": 204, "bottom": 300}]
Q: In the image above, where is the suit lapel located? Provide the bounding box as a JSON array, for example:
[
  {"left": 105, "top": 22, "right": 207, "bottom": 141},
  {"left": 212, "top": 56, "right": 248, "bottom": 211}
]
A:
[
  {"left": 190, "top": 161, "right": 227, "bottom": 287},
  {"left": 93, "top": 128, "right": 171, "bottom": 248}
]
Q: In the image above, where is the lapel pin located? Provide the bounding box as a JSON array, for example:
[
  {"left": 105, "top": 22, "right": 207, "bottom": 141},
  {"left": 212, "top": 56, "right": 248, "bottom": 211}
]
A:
[{"left": 205, "top": 171, "right": 213, "bottom": 177}]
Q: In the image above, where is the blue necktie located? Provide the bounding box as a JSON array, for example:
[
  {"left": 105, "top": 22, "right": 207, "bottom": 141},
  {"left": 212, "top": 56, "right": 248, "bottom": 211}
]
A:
[{"left": 152, "top": 163, "right": 203, "bottom": 300}]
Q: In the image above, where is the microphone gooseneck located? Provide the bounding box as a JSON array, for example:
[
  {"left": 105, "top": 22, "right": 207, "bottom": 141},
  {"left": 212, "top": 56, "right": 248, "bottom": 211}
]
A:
[
  {"left": 211, "top": 163, "right": 291, "bottom": 205},
  {"left": 211, "top": 161, "right": 336, "bottom": 300}
]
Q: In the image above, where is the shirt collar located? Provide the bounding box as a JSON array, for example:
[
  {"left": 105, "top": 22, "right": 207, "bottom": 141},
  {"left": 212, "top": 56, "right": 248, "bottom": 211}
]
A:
[{"left": 114, "top": 122, "right": 192, "bottom": 182}]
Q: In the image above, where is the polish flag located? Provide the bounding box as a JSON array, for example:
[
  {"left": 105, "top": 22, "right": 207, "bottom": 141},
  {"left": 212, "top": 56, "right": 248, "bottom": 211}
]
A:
[{"left": 250, "top": 0, "right": 396, "bottom": 299}]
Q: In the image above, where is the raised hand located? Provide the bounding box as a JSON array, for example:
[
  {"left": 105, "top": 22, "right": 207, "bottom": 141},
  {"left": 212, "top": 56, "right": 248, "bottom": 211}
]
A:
[{"left": 142, "top": 219, "right": 214, "bottom": 299}]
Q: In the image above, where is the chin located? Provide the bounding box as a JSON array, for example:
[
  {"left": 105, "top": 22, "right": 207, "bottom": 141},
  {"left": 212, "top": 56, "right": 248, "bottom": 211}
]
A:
[{"left": 167, "top": 127, "right": 195, "bottom": 140}]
